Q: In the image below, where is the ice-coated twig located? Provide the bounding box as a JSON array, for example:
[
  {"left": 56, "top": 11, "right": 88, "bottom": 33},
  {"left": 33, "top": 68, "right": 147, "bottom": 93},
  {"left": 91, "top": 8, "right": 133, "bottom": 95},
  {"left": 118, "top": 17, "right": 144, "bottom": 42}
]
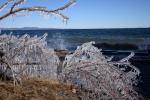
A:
[
  {"left": 119, "top": 52, "right": 135, "bottom": 63},
  {"left": 0, "top": 0, "right": 15, "bottom": 12}
]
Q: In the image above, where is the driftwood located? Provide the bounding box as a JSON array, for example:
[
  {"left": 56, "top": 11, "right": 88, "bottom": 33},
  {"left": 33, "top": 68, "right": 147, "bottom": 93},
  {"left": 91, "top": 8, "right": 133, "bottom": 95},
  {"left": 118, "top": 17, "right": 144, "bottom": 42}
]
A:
[{"left": 60, "top": 41, "right": 141, "bottom": 99}]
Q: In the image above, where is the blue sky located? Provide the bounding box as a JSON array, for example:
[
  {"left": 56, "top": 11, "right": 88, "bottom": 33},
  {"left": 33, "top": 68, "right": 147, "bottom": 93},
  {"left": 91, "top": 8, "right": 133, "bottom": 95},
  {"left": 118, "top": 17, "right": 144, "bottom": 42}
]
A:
[{"left": 0, "top": 0, "right": 150, "bottom": 28}]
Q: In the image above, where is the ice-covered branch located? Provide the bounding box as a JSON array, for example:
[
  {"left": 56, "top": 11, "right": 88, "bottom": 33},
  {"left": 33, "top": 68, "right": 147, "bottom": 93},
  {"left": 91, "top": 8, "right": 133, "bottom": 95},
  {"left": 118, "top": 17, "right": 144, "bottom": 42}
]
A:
[
  {"left": 0, "top": 0, "right": 14, "bottom": 12},
  {"left": 0, "top": 0, "right": 76, "bottom": 21},
  {"left": 10, "top": 0, "right": 26, "bottom": 12}
]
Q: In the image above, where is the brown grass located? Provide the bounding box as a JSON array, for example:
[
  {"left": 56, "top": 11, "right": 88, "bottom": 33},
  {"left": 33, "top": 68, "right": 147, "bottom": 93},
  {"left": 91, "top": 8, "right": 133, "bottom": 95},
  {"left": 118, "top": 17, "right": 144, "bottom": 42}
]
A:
[{"left": 0, "top": 79, "right": 80, "bottom": 100}]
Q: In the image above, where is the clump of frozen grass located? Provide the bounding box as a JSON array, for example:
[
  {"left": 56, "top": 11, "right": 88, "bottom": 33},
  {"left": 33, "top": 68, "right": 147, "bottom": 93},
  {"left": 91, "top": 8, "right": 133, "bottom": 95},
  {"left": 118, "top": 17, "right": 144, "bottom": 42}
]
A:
[
  {"left": 0, "top": 33, "right": 59, "bottom": 84},
  {"left": 60, "top": 41, "right": 140, "bottom": 99}
]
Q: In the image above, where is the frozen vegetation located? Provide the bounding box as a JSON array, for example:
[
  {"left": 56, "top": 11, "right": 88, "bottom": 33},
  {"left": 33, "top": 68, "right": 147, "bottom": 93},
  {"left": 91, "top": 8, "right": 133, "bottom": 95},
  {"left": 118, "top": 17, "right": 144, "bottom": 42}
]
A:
[
  {"left": 0, "top": 33, "right": 59, "bottom": 84},
  {"left": 0, "top": 34, "right": 141, "bottom": 99}
]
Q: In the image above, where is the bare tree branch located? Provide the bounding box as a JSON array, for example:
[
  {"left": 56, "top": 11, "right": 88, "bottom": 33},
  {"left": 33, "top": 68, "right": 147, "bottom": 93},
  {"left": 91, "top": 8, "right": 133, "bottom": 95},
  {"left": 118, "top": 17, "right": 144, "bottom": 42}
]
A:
[
  {"left": 10, "top": 0, "right": 26, "bottom": 12},
  {"left": 0, "top": 0, "right": 76, "bottom": 21},
  {"left": 0, "top": 0, "right": 14, "bottom": 12}
]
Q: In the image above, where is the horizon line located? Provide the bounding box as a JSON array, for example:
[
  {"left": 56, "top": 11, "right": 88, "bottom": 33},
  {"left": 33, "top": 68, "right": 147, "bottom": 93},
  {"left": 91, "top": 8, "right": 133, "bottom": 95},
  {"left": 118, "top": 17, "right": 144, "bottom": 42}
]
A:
[{"left": 0, "top": 27, "right": 150, "bottom": 30}]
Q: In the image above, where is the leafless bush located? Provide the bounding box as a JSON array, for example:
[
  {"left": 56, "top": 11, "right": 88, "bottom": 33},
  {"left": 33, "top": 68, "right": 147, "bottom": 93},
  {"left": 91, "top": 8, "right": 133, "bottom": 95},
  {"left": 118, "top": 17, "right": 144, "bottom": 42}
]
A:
[
  {"left": 0, "top": 33, "right": 59, "bottom": 84},
  {"left": 60, "top": 41, "right": 141, "bottom": 99}
]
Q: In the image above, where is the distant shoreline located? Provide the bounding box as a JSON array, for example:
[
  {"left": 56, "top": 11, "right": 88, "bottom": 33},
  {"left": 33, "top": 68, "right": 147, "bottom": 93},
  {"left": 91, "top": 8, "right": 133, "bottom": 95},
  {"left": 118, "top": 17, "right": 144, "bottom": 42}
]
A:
[{"left": 0, "top": 27, "right": 150, "bottom": 30}]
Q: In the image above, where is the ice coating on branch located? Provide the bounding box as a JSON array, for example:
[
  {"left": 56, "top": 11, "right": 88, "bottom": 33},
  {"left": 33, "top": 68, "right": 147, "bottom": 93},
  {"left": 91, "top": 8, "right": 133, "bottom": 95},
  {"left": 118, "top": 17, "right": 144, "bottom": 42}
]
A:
[
  {"left": 0, "top": 33, "right": 59, "bottom": 81},
  {"left": 60, "top": 41, "right": 140, "bottom": 99}
]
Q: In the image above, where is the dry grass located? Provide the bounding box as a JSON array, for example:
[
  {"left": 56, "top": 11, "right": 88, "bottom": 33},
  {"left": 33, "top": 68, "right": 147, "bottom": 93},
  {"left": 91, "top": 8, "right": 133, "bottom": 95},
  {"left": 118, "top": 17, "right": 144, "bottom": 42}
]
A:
[{"left": 0, "top": 79, "right": 80, "bottom": 100}]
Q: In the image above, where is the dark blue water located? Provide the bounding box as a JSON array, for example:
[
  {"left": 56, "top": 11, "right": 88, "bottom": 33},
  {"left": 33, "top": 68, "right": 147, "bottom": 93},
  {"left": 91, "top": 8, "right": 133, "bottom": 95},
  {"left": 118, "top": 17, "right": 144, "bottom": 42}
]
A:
[
  {"left": 1, "top": 28, "right": 150, "bottom": 51},
  {"left": 1, "top": 28, "right": 150, "bottom": 98}
]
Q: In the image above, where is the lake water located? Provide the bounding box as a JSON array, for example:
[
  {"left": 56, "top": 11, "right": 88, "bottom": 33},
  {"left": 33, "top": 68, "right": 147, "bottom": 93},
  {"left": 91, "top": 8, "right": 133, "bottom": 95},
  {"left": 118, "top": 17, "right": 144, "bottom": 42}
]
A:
[{"left": 1, "top": 28, "right": 150, "bottom": 51}]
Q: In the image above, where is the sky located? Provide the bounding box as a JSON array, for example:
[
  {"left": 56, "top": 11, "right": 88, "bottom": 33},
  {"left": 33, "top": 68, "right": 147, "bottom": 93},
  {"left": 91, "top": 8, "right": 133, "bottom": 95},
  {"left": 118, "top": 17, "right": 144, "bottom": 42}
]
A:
[{"left": 0, "top": 0, "right": 150, "bottom": 28}]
